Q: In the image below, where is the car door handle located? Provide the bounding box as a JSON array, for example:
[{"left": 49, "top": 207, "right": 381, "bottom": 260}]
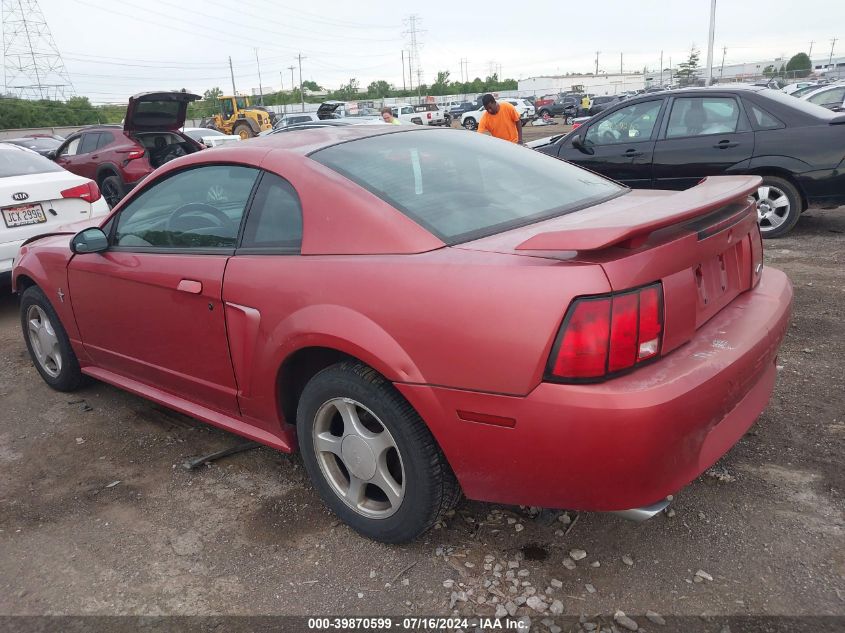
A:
[
  {"left": 176, "top": 279, "right": 203, "bottom": 294},
  {"left": 713, "top": 140, "right": 738, "bottom": 149},
  {"left": 623, "top": 149, "right": 644, "bottom": 157}
]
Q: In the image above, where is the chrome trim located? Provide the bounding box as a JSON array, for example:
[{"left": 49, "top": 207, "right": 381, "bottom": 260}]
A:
[{"left": 611, "top": 499, "right": 671, "bottom": 522}]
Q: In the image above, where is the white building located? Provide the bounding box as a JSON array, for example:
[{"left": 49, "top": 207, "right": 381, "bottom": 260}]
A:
[{"left": 518, "top": 73, "right": 647, "bottom": 97}]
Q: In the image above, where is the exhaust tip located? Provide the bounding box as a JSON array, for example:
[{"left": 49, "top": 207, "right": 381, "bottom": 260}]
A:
[{"left": 611, "top": 499, "right": 671, "bottom": 522}]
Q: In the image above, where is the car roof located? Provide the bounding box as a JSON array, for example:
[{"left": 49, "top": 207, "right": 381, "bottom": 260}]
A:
[{"left": 247, "top": 125, "right": 438, "bottom": 155}]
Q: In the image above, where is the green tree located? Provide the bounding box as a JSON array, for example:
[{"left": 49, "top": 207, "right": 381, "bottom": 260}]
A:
[
  {"left": 301, "top": 80, "right": 322, "bottom": 92},
  {"left": 762, "top": 64, "right": 777, "bottom": 78},
  {"left": 786, "top": 52, "right": 812, "bottom": 78},
  {"left": 203, "top": 87, "right": 223, "bottom": 100},
  {"left": 675, "top": 46, "right": 701, "bottom": 86},
  {"left": 366, "top": 80, "right": 392, "bottom": 98},
  {"left": 430, "top": 70, "right": 450, "bottom": 95}
]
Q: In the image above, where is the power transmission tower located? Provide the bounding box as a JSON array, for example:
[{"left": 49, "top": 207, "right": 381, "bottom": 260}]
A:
[
  {"left": 720, "top": 46, "right": 727, "bottom": 79},
  {"left": 829, "top": 38, "right": 838, "bottom": 69},
  {"left": 2, "top": 0, "right": 74, "bottom": 99},
  {"left": 403, "top": 14, "right": 423, "bottom": 100},
  {"left": 808, "top": 40, "right": 815, "bottom": 59}
]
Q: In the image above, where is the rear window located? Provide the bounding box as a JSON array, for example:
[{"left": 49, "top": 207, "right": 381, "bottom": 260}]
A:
[
  {"left": 0, "top": 146, "right": 64, "bottom": 177},
  {"left": 311, "top": 130, "right": 623, "bottom": 243}
]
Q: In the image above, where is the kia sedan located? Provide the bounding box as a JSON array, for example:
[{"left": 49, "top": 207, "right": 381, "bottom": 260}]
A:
[{"left": 14, "top": 126, "right": 792, "bottom": 542}]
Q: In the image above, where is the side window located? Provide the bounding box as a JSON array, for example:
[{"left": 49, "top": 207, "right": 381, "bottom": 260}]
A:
[
  {"left": 113, "top": 165, "right": 259, "bottom": 250},
  {"left": 96, "top": 132, "right": 115, "bottom": 149},
  {"left": 59, "top": 137, "right": 81, "bottom": 157},
  {"left": 808, "top": 87, "right": 845, "bottom": 107},
  {"left": 585, "top": 100, "right": 662, "bottom": 146},
  {"left": 78, "top": 133, "right": 100, "bottom": 155},
  {"left": 221, "top": 100, "right": 234, "bottom": 118},
  {"left": 240, "top": 173, "right": 303, "bottom": 251},
  {"left": 666, "top": 97, "right": 741, "bottom": 138},
  {"left": 746, "top": 102, "right": 784, "bottom": 130}
]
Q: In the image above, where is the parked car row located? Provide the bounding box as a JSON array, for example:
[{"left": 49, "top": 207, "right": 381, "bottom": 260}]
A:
[{"left": 460, "top": 98, "right": 535, "bottom": 130}]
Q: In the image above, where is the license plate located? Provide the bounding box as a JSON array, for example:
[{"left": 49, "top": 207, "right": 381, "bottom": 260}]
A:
[{"left": 2, "top": 203, "right": 46, "bottom": 228}]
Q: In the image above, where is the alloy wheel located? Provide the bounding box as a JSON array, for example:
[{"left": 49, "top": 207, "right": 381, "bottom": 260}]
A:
[
  {"left": 754, "top": 185, "right": 791, "bottom": 233},
  {"left": 26, "top": 305, "right": 62, "bottom": 378},
  {"left": 312, "top": 397, "right": 405, "bottom": 519}
]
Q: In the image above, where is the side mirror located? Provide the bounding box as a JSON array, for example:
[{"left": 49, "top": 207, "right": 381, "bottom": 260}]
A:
[
  {"left": 70, "top": 227, "right": 109, "bottom": 254},
  {"left": 46, "top": 150, "right": 57, "bottom": 160},
  {"left": 571, "top": 134, "right": 593, "bottom": 155}
]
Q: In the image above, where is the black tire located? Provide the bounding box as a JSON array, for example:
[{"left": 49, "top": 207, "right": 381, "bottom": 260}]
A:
[
  {"left": 754, "top": 175, "right": 802, "bottom": 239},
  {"left": 539, "top": 108, "right": 552, "bottom": 118},
  {"left": 100, "top": 175, "right": 125, "bottom": 209},
  {"left": 20, "top": 286, "right": 84, "bottom": 392},
  {"left": 233, "top": 122, "right": 255, "bottom": 139},
  {"left": 296, "top": 361, "right": 460, "bottom": 543},
  {"left": 463, "top": 117, "right": 477, "bottom": 130}
]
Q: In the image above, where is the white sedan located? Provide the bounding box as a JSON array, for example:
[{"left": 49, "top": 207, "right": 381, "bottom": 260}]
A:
[
  {"left": 1, "top": 143, "right": 108, "bottom": 285},
  {"left": 183, "top": 127, "right": 241, "bottom": 148}
]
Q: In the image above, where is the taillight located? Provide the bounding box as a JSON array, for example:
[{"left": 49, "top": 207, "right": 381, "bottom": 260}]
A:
[
  {"left": 60, "top": 181, "right": 101, "bottom": 203},
  {"left": 547, "top": 283, "right": 664, "bottom": 382},
  {"left": 126, "top": 149, "right": 145, "bottom": 160}
]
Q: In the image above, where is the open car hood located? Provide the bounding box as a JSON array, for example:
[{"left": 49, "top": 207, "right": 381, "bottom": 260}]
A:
[{"left": 125, "top": 91, "right": 201, "bottom": 132}]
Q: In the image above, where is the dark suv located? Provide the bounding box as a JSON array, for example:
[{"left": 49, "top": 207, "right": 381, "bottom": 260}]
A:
[{"left": 50, "top": 92, "right": 203, "bottom": 207}]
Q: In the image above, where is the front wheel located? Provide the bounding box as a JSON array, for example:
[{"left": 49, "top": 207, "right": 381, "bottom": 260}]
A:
[
  {"left": 232, "top": 122, "right": 255, "bottom": 139},
  {"left": 753, "top": 176, "right": 802, "bottom": 238},
  {"left": 463, "top": 117, "right": 477, "bottom": 130},
  {"left": 20, "top": 286, "right": 84, "bottom": 391},
  {"left": 296, "top": 362, "right": 460, "bottom": 543}
]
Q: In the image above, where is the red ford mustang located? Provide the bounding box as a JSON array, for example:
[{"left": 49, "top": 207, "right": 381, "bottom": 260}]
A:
[{"left": 13, "top": 126, "right": 792, "bottom": 543}]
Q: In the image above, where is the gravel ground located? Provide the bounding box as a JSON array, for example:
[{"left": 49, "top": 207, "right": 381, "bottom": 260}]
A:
[{"left": 0, "top": 204, "right": 842, "bottom": 629}]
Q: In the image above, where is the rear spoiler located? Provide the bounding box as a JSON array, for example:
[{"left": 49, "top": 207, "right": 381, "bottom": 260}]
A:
[{"left": 515, "top": 175, "right": 761, "bottom": 252}]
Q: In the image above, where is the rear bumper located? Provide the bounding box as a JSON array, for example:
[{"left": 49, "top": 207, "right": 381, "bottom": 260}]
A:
[{"left": 396, "top": 267, "right": 793, "bottom": 511}]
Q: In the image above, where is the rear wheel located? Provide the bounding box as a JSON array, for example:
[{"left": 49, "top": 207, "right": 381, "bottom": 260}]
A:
[
  {"left": 753, "top": 175, "right": 801, "bottom": 238},
  {"left": 296, "top": 361, "right": 460, "bottom": 543},
  {"left": 20, "top": 286, "right": 84, "bottom": 391},
  {"left": 233, "top": 122, "right": 254, "bottom": 139},
  {"left": 463, "top": 117, "right": 477, "bottom": 130},
  {"left": 100, "top": 175, "right": 125, "bottom": 209}
]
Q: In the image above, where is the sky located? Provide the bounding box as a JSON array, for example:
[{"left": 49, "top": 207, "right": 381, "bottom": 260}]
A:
[{"left": 4, "top": 0, "right": 844, "bottom": 103}]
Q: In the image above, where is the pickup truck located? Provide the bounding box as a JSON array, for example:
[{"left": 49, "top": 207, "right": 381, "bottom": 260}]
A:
[{"left": 392, "top": 103, "right": 447, "bottom": 126}]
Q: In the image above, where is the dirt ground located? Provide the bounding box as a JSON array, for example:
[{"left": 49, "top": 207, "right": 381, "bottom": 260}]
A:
[{"left": 0, "top": 199, "right": 842, "bottom": 628}]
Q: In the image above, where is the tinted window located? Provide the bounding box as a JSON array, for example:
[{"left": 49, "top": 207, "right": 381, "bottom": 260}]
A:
[
  {"left": 746, "top": 102, "right": 784, "bottom": 130},
  {"left": 114, "top": 165, "right": 259, "bottom": 249},
  {"left": 585, "top": 100, "right": 663, "bottom": 146},
  {"left": 807, "top": 86, "right": 845, "bottom": 107},
  {"left": 312, "top": 130, "right": 623, "bottom": 243},
  {"left": 240, "top": 173, "right": 303, "bottom": 250},
  {"left": 78, "top": 133, "right": 100, "bottom": 154},
  {"left": 666, "top": 97, "right": 741, "bottom": 138},
  {"left": 96, "top": 132, "right": 115, "bottom": 149},
  {"left": 0, "top": 146, "right": 64, "bottom": 177}
]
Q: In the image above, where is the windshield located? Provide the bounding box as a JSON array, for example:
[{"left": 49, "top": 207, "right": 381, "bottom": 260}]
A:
[
  {"left": 312, "top": 129, "right": 624, "bottom": 244},
  {"left": 0, "top": 146, "right": 64, "bottom": 177}
]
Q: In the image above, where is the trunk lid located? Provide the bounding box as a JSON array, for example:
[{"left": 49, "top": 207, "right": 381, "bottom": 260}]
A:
[
  {"left": 317, "top": 101, "right": 344, "bottom": 120},
  {"left": 458, "top": 175, "right": 764, "bottom": 354},
  {"left": 124, "top": 91, "right": 201, "bottom": 132}
]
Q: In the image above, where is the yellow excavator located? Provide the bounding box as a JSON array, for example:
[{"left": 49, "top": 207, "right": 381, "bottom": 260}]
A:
[{"left": 200, "top": 95, "right": 275, "bottom": 139}]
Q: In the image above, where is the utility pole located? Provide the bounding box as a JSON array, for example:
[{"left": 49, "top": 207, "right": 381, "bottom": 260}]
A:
[
  {"left": 595, "top": 51, "right": 600, "bottom": 75},
  {"left": 228, "top": 56, "right": 237, "bottom": 95},
  {"left": 808, "top": 40, "right": 815, "bottom": 60},
  {"left": 659, "top": 50, "right": 664, "bottom": 86},
  {"left": 829, "top": 38, "right": 838, "bottom": 70},
  {"left": 254, "top": 48, "right": 264, "bottom": 105},
  {"left": 705, "top": 0, "right": 717, "bottom": 85},
  {"left": 297, "top": 53, "right": 305, "bottom": 112},
  {"left": 288, "top": 65, "right": 295, "bottom": 111},
  {"left": 620, "top": 53, "right": 623, "bottom": 75},
  {"left": 720, "top": 46, "right": 727, "bottom": 79},
  {"left": 401, "top": 50, "right": 406, "bottom": 92},
  {"left": 280, "top": 72, "right": 286, "bottom": 114}
]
